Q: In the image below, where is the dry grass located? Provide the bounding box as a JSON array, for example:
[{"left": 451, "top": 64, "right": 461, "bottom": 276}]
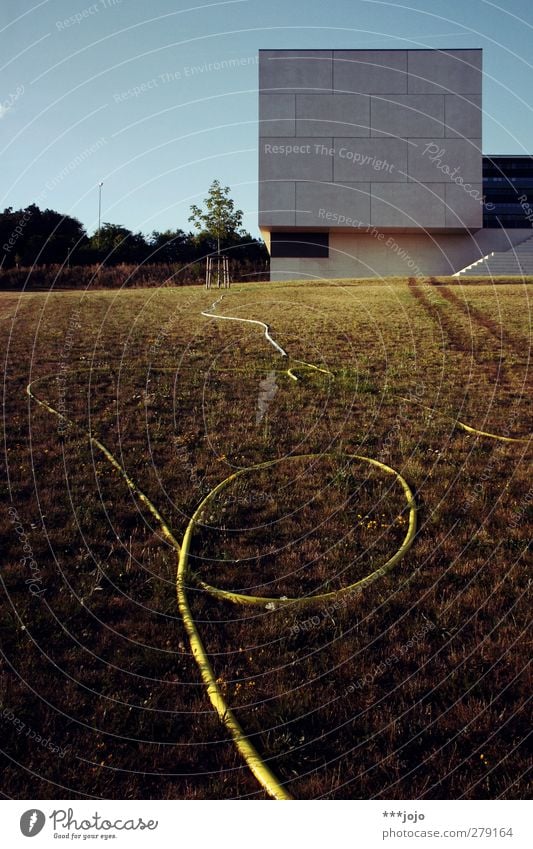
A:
[{"left": 0, "top": 278, "right": 531, "bottom": 799}]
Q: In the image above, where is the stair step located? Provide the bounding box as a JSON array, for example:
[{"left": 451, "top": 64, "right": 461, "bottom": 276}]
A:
[{"left": 455, "top": 232, "right": 533, "bottom": 275}]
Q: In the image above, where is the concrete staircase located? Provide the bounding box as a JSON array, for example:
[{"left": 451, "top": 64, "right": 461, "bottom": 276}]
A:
[{"left": 454, "top": 233, "right": 533, "bottom": 277}]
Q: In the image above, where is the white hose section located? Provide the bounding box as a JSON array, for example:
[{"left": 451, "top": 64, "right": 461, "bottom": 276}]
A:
[{"left": 201, "top": 297, "right": 288, "bottom": 357}]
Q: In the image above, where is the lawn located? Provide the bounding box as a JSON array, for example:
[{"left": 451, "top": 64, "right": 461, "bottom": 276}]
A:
[{"left": 0, "top": 278, "right": 531, "bottom": 799}]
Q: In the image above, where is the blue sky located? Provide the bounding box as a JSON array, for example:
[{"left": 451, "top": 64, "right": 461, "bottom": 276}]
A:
[{"left": 1, "top": 0, "right": 533, "bottom": 239}]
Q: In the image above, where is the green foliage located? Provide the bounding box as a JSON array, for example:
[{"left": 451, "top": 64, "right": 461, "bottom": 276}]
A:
[
  {"left": 0, "top": 204, "right": 87, "bottom": 268},
  {"left": 88, "top": 222, "right": 147, "bottom": 263},
  {"left": 0, "top": 201, "right": 267, "bottom": 280},
  {"left": 188, "top": 179, "right": 244, "bottom": 249}
]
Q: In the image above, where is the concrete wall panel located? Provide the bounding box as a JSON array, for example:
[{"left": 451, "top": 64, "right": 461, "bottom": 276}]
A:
[
  {"left": 259, "top": 49, "right": 483, "bottom": 234},
  {"left": 408, "top": 138, "right": 482, "bottom": 183},
  {"left": 445, "top": 183, "right": 483, "bottom": 227},
  {"left": 333, "top": 50, "right": 408, "bottom": 93},
  {"left": 333, "top": 138, "right": 408, "bottom": 182},
  {"left": 371, "top": 183, "right": 446, "bottom": 227},
  {"left": 259, "top": 50, "right": 332, "bottom": 94},
  {"left": 407, "top": 49, "right": 482, "bottom": 94},
  {"left": 444, "top": 94, "right": 482, "bottom": 138},
  {"left": 295, "top": 181, "right": 371, "bottom": 227},
  {"left": 371, "top": 94, "right": 445, "bottom": 138},
  {"left": 259, "top": 94, "right": 296, "bottom": 136},
  {"left": 258, "top": 181, "right": 296, "bottom": 226},
  {"left": 260, "top": 137, "right": 334, "bottom": 181},
  {"left": 295, "top": 94, "right": 370, "bottom": 136}
]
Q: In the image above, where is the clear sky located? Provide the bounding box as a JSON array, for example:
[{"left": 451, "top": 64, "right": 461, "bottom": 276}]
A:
[{"left": 1, "top": 0, "right": 533, "bottom": 239}]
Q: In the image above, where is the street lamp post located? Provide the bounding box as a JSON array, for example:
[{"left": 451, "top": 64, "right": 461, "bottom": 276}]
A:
[
  {"left": 97, "top": 181, "right": 104, "bottom": 249},
  {"left": 217, "top": 212, "right": 221, "bottom": 287}
]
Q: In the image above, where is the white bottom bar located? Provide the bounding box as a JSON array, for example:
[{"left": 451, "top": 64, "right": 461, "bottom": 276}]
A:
[{"left": 2, "top": 799, "right": 531, "bottom": 848}]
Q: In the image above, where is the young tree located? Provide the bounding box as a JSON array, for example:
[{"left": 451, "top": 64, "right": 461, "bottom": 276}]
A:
[{"left": 188, "top": 179, "right": 244, "bottom": 254}]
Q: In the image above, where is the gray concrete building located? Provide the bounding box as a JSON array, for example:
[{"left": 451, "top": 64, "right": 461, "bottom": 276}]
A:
[{"left": 258, "top": 49, "right": 532, "bottom": 279}]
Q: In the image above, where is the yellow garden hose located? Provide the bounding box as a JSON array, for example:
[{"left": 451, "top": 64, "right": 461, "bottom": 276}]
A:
[
  {"left": 397, "top": 395, "right": 531, "bottom": 444},
  {"left": 24, "top": 292, "right": 528, "bottom": 801},
  {"left": 454, "top": 419, "right": 528, "bottom": 443},
  {"left": 201, "top": 298, "right": 334, "bottom": 383},
  {"left": 286, "top": 359, "right": 334, "bottom": 382},
  {"left": 26, "top": 375, "right": 182, "bottom": 550},
  {"left": 177, "top": 454, "right": 416, "bottom": 800},
  {"left": 203, "top": 296, "right": 529, "bottom": 442},
  {"left": 183, "top": 455, "right": 416, "bottom": 608},
  {"left": 26, "top": 376, "right": 292, "bottom": 798},
  {"left": 26, "top": 373, "right": 416, "bottom": 801}
]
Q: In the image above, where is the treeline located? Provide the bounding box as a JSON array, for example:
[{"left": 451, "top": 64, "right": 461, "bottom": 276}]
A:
[
  {"left": 0, "top": 261, "right": 270, "bottom": 291},
  {"left": 0, "top": 204, "right": 269, "bottom": 287}
]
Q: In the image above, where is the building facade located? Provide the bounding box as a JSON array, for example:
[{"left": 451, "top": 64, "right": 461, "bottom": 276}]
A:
[
  {"left": 258, "top": 49, "right": 533, "bottom": 279},
  {"left": 483, "top": 156, "right": 533, "bottom": 228}
]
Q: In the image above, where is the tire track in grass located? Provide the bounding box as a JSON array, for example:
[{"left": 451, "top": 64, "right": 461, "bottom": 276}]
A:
[
  {"left": 437, "top": 283, "right": 530, "bottom": 358},
  {"left": 407, "top": 279, "right": 530, "bottom": 443},
  {"left": 25, "top": 287, "right": 529, "bottom": 800}
]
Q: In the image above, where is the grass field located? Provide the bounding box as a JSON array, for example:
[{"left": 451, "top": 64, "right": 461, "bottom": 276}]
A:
[{"left": 1, "top": 278, "right": 531, "bottom": 800}]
